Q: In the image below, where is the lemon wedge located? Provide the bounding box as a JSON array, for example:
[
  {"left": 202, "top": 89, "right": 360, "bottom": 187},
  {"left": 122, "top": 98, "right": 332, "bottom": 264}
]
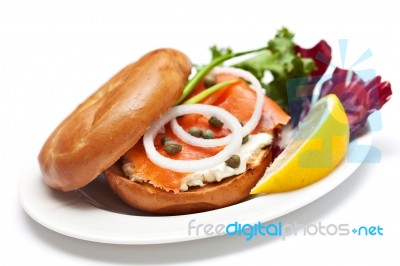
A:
[{"left": 251, "top": 94, "right": 349, "bottom": 194}]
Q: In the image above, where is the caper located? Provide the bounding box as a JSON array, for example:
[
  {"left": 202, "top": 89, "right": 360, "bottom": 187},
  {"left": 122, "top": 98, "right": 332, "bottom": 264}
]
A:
[
  {"left": 163, "top": 140, "right": 182, "bottom": 155},
  {"left": 203, "top": 73, "right": 217, "bottom": 88},
  {"left": 188, "top": 127, "right": 203, "bottom": 138},
  {"left": 161, "top": 136, "right": 171, "bottom": 145},
  {"left": 208, "top": 116, "right": 224, "bottom": 128},
  {"left": 202, "top": 129, "right": 215, "bottom": 139},
  {"left": 242, "top": 135, "right": 249, "bottom": 144},
  {"left": 225, "top": 155, "right": 241, "bottom": 168}
]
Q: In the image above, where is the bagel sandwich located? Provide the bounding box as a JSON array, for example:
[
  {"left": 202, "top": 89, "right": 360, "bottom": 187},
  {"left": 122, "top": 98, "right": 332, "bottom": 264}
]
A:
[{"left": 38, "top": 48, "right": 290, "bottom": 215}]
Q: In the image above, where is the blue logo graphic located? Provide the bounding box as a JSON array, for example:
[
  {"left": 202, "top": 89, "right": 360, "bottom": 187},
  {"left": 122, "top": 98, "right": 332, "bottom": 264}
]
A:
[
  {"left": 352, "top": 225, "right": 384, "bottom": 236},
  {"left": 187, "top": 219, "right": 384, "bottom": 241}
]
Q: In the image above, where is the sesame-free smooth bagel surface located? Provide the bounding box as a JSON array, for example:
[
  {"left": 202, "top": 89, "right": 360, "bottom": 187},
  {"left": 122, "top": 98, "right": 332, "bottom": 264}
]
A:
[{"left": 38, "top": 49, "right": 192, "bottom": 191}]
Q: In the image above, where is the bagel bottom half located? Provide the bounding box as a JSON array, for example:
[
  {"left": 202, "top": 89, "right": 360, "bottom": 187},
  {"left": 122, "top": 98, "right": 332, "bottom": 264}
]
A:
[{"left": 104, "top": 144, "right": 273, "bottom": 215}]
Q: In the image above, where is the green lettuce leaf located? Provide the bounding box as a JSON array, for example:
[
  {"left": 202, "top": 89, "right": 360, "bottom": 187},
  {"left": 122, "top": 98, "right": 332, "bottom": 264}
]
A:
[{"left": 210, "top": 27, "right": 315, "bottom": 109}]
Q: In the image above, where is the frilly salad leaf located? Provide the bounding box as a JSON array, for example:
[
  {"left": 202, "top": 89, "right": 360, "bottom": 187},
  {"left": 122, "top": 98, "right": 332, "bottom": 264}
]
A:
[
  {"left": 210, "top": 46, "right": 233, "bottom": 62},
  {"left": 319, "top": 67, "right": 392, "bottom": 138},
  {"left": 211, "top": 28, "right": 316, "bottom": 109},
  {"left": 295, "top": 40, "right": 332, "bottom": 77},
  {"left": 207, "top": 28, "right": 392, "bottom": 137},
  {"left": 288, "top": 40, "right": 332, "bottom": 127}
]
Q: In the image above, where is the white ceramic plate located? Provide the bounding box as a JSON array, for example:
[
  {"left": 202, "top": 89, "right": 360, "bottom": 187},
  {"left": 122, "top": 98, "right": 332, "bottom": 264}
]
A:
[{"left": 19, "top": 131, "right": 372, "bottom": 245}]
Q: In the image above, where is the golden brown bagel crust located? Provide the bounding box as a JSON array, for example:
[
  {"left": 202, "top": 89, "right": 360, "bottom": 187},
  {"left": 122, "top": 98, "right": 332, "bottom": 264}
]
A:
[
  {"left": 105, "top": 145, "right": 272, "bottom": 215},
  {"left": 39, "top": 49, "right": 192, "bottom": 191}
]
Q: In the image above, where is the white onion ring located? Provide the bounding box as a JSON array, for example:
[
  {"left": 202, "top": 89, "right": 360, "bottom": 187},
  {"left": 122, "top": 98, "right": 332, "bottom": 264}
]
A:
[
  {"left": 143, "top": 104, "right": 243, "bottom": 173},
  {"left": 170, "top": 67, "right": 264, "bottom": 147},
  {"left": 212, "top": 67, "right": 264, "bottom": 136}
]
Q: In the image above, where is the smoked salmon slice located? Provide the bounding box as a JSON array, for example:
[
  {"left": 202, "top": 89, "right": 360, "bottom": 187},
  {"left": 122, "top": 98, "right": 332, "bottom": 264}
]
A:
[{"left": 124, "top": 73, "right": 290, "bottom": 192}]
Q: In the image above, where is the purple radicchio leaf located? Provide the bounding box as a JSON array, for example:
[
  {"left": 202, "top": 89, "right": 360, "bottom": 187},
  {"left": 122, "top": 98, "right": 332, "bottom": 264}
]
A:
[
  {"left": 289, "top": 40, "right": 332, "bottom": 128},
  {"left": 295, "top": 40, "right": 332, "bottom": 78},
  {"left": 319, "top": 67, "right": 392, "bottom": 138}
]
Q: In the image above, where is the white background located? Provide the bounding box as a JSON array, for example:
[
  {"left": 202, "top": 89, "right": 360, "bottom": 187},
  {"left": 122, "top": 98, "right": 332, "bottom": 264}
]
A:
[{"left": 1, "top": 0, "right": 399, "bottom": 265}]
